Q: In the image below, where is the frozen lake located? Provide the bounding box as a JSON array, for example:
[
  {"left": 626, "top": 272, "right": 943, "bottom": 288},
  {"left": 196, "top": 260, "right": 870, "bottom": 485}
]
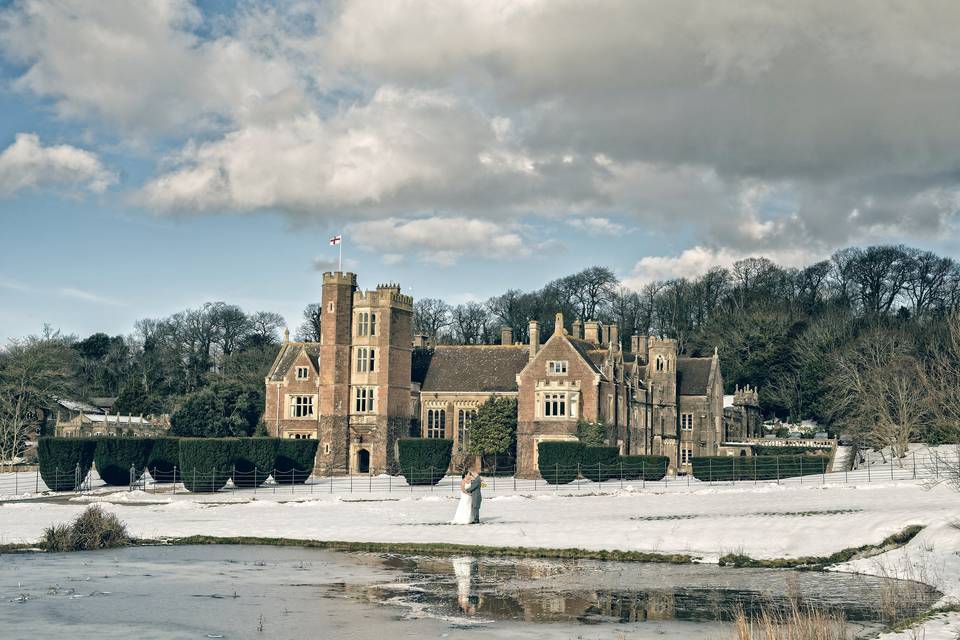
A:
[{"left": 0, "top": 545, "right": 938, "bottom": 639}]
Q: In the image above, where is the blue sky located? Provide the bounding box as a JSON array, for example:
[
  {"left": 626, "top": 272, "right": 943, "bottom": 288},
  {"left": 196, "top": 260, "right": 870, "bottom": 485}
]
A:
[{"left": 1, "top": 1, "right": 959, "bottom": 340}]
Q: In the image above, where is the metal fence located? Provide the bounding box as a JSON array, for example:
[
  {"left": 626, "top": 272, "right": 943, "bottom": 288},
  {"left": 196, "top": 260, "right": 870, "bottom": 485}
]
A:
[{"left": 1, "top": 451, "right": 956, "bottom": 500}]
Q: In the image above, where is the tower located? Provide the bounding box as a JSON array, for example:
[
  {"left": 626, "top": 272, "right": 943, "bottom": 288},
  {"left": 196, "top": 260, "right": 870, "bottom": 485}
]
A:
[{"left": 317, "top": 271, "right": 357, "bottom": 472}]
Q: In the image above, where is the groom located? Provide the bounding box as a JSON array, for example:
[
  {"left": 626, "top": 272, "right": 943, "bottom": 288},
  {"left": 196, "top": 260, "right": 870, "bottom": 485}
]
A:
[{"left": 466, "top": 470, "right": 483, "bottom": 524}]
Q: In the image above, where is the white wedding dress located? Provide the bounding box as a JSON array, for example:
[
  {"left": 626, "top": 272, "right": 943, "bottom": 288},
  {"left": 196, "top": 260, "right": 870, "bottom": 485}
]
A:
[{"left": 452, "top": 490, "right": 472, "bottom": 524}]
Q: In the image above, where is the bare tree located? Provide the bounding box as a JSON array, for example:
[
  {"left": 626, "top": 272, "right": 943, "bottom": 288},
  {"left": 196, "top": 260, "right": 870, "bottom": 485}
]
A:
[
  {"left": 451, "top": 302, "right": 490, "bottom": 344},
  {"left": 294, "top": 304, "right": 322, "bottom": 342},
  {"left": 413, "top": 298, "right": 451, "bottom": 340}
]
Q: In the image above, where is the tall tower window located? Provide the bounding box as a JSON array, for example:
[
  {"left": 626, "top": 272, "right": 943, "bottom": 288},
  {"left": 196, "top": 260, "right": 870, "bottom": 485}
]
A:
[
  {"left": 681, "top": 413, "right": 693, "bottom": 431},
  {"left": 427, "top": 409, "right": 446, "bottom": 438},
  {"left": 357, "top": 312, "right": 369, "bottom": 336},
  {"left": 354, "top": 386, "right": 376, "bottom": 413},
  {"left": 370, "top": 312, "right": 377, "bottom": 336},
  {"left": 457, "top": 409, "right": 476, "bottom": 451},
  {"left": 355, "top": 347, "right": 377, "bottom": 372}
]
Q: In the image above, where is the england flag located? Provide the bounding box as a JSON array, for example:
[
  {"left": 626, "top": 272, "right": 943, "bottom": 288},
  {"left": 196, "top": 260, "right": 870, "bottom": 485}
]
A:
[{"left": 329, "top": 234, "right": 342, "bottom": 246}]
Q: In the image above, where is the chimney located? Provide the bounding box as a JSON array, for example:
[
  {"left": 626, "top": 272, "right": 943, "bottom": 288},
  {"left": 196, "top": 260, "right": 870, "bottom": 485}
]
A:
[
  {"left": 631, "top": 334, "right": 649, "bottom": 356},
  {"left": 528, "top": 320, "right": 540, "bottom": 360},
  {"left": 609, "top": 324, "right": 619, "bottom": 349},
  {"left": 584, "top": 320, "right": 601, "bottom": 344},
  {"left": 601, "top": 323, "right": 610, "bottom": 345},
  {"left": 572, "top": 319, "right": 582, "bottom": 340},
  {"left": 413, "top": 334, "right": 429, "bottom": 348},
  {"left": 500, "top": 326, "right": 513, "bottom": 346},
  {"left": 553, "top": 312, "right": 564, "bottom": 336}
]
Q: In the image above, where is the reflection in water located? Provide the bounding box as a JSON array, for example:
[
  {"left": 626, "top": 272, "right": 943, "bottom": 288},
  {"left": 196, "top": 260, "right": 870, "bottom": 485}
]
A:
[{"left": 339, "top": 553, "right": 939, "bottom": 628}]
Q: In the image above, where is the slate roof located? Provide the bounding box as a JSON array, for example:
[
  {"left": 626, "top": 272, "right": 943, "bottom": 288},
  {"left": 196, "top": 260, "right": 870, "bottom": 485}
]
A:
[
  {"left": 566, "top": 338, "right": 606, "bottom": 374},
  {"left": 418, "top": 345, "right": 529, "bottom": 393},
  {"left": 677, "top": 357, "right": 713, "bottom": 395},
  {"left": 268, "top": 342, "right": 321, "bottom": 381}
]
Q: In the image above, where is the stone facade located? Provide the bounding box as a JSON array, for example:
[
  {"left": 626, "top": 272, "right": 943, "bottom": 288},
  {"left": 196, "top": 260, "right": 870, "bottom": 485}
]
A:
[{"left": 265, "top": 271, "right": 759, "bottom": 476}]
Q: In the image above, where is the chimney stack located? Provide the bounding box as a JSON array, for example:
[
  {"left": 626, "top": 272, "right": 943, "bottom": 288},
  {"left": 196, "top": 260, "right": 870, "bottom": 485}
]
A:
[
  {"left": 601, "top": 323, "right": 610, "bottom": 345},
  {"left": 572, "top": 319, "right": 582, "bottom": 340},
  {"left": 553, "top": 312, "right": 564, "bottom": 336},
  {"left": 500, "top": 326, "right": 513, "bottom": 346},
  {"left": 584, "top": 320, "right": 601, "bottom": 344},
  {"left": 413, "top": 334, "right": 429, "bottom": 348},
  {"left": 631, "top": 334, "right": 649, "bottom": 356},
  {"left": 528, "top": 320, "right": 540, "bottom": 360},
  {"left": 609, "top": 324, "right": 619, "bottom": 349}
]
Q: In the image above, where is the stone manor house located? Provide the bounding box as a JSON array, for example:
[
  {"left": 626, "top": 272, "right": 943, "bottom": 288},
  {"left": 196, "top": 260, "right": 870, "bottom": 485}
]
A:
[{"left": 265, "top": 272, "right": 761, "bottom": 477}]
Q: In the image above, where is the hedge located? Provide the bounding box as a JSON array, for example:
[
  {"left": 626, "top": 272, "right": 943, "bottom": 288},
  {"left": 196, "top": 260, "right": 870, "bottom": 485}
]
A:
[
  {"left": 537, "top": 441, "right": 583, "bottom": 484},
  {"left": 94, "top": 438, "right": 155, "bottom": 486},
  {"left": 274, "top": 439, "right": 318, "bottom": 485},
  {"left": 619, "top": 455, "right": 670, "bottom": 481},
  {"left": 37, "top": 437, "right": 97, "bottom": 491},
  {"left": 147, "top": 437, "right": 180, "bottom": 483},
  {"left": 232, "top": 438, "right": 279, "bottom": 487},
  {"left": 178, "top": 438, "right": 241, "bottom": 492},
  {"left": 752, "top": 445, "right": 831, "bottom": 457},
  {"left": 691, "top": 455, "right": 829, "bottom": 481},
  {"left": 398, "top": 438, "right": 453, "bottom": 485},
  {"left": 580, "top": 446, "right": 620, "bottom": 482}
]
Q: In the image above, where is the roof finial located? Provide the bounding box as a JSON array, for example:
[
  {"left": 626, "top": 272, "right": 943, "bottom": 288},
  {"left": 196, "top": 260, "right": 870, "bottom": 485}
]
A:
[{"left": 283, "top": 327, "right": 290, "bottom": 343}]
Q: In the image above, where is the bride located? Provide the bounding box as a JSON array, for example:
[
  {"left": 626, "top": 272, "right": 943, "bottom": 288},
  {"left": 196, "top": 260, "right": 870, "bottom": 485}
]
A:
[{"left": 451, "top": 469, "right": 473, "bottom": 525}]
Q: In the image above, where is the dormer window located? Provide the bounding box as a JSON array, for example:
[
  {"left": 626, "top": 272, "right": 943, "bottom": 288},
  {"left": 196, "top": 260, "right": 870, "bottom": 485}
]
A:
[
  {"left": 547, "top": 360, "right": 568, "bottom": 375},
  {"left": 295, "top": 366, "right": 309, "bottom": 380}
]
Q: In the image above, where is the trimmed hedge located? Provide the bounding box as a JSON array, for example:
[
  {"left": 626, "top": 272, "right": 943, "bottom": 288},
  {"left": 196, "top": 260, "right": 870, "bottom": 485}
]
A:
[
  {"left": 37, "top": 437, "right": 97, "bottom": 491},
  {"left": 619, "top": 455, "right": 670, "bottom": 481},
  {"left": 537, "top": 441, "right": 583, "bottom": 484},
  {"left": 94, "top": 438, "right": 155, "bottom": 486},
  {"left": 232, "top": 438, "right": 279, "bottom": 487},
  {"left": 580, "top": 446, "right": 620, "bottom": 482},
  {"left": 147, "top": 437, "right": 180, "bottom": 483},
  {"left": 691, "top": 455, "right": 829, "bottom": 481},
  {"left": 752, "top": 445, "right": 831, "bottom": 457},
  {"left": 274, "top": 439, "right": 318, "bottom": 485},
  {"left": 398, "top": 438, "right": 453, "bottom": 485},
  {"left": 178, "top": 438, "right": 241, "bottom": 492}
]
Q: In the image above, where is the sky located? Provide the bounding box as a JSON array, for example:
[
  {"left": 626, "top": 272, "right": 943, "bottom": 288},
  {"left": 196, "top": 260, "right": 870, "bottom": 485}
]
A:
[{"left": 1, "top": 0, "right": 960, "bottom": 341}]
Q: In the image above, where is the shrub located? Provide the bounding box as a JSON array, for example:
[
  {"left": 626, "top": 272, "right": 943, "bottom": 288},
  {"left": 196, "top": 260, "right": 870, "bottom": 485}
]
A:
[
  {"left": 147, "top": 437, "right": 180, "bottom": 483},
  {"left": 752, "top": 445, "right": 831, "bottom": 457},
  {"left": 94, "top": 438, "right": 155, "bottom": 486},
  {"left": 43, "top": 505, "right": 129, "bottom": 552},
  {"left": 233, "top": 438, "right": 278, "bottom": 487},
  {"left": 37, "top": 437, "right": 97, "bottom": 491},
  {"left": 537, "top": 441, "right": 583, "bottom": 484},
  {"left": 691, "top": 455, "right": 829, "bottom": 481},
  {"left": 274, "top": 439, "right": 318, "bottom": 484},
  {"left": 580, "top": 446, "right": 620, "bottom": 482},
  {"left": 178, "top": 438, "right": 242, "bottom": 492},
  {"left": 398, "top": 438, "right": 453, "bottom": 485},
  {"left": 619, "top": 455, "right": 670, "bottom": 481}
]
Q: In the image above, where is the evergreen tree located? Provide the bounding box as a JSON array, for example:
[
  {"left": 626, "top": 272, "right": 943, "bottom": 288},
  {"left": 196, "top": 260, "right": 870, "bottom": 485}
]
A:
[{"left": 467, "top": 396, "right": 517, "bottom": 458}]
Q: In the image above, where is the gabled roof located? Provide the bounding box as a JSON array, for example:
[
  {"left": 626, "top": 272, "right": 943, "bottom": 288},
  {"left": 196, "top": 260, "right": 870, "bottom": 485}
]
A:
[
  {"left": 566, "top": 337, "right": 607, "bottom": 376},
  {"left": 57, "top": 398, "right": 103, "bottom": 414},
  {"left": 677, "top": 357, "right": 714, "bottom": 395},
  {"left": 418, "top": 345, "right": 529, "bottom": 393},
  {"left": 267, "top": 342, "right": 321, "bottom": 381}
]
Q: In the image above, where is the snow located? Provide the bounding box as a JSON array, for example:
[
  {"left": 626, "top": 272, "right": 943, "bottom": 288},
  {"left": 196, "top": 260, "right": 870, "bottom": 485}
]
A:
[{"left": 3, "top": 465, "right": 960, "bottom": 637}]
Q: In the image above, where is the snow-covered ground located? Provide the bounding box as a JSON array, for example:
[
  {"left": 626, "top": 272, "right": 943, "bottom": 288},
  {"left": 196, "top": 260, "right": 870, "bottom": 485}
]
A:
[{"left": 3, "top": 467, "right": 959, "bottom": 638}]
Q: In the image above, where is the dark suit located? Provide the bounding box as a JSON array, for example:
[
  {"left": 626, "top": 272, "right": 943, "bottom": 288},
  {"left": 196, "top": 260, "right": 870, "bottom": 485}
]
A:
[{"left": 466, "top": 475, "right": 482, "bottom": 524}]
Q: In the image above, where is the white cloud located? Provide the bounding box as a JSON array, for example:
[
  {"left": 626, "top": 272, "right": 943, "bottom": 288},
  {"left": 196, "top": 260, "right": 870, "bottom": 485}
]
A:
[
  {"left": 566, "top": 217, "right": 627, "bottom": 236},
  {"left": 0, "top": 133, "right": 115, "bottom": 196},
  {"left": 622, "top": 245, "right": 822, "bottom": 289},
  {"left": 347, "top": 216, "right": 528, "bottom": 266},
  {"left": 57, "top": 287, "right": 121, "bottom": 306}
]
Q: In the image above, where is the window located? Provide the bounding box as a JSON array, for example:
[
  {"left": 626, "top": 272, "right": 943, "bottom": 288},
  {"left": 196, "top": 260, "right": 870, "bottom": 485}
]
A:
[
  {"left": 327, "top": 301, "right": 334, "bottom": 313},
  {"left": 656, "top": 355, "right": 665, "bottom": 372},
  {"left": 457, "top": 409, "right": 476, "bottom": 451},
  {"left": 354, "top": 386, "right": 375, "bottom": 413},
  {"left": 357, "top": 312, "right": 371, "bottom": 336},
  {"left": 543, "top": 392, "right": 567, "bottom": 417},
  {"left": 295, "top": 366, "right": 309, "bottom": 380},
  {"left": 681, "top": 446, "right": 693, "bottom": 465},
  {"left": 427, "top": 409, "right": 446, "bottom": 438},
  {"left": 547, "top": 360, "right": 568, "bottom": 374},
  {"left": 355, "top": 347, "right": 376, "bottom": 372},
  {"left": 290, "top": 395, "right": 314, "bottom": 418},
  {"left": 323, "top": 443, "right": 331, "bottom": 455},
  {"left": 681, "top": 413, "right": 694, "bottom": 431}
]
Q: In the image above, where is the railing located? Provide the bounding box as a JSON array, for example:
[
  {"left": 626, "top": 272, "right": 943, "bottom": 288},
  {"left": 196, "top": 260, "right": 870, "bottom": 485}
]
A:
[{"left": 1, "top": 451, "right": 955, "bottom": 499}]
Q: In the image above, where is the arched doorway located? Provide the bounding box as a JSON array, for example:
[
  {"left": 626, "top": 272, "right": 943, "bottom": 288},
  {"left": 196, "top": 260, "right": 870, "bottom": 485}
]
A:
[{"left": 357, "top": 449, "right": 370, "bottom": 474}]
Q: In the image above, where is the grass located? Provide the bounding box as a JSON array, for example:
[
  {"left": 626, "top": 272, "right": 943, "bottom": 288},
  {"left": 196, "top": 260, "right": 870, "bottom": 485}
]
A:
[
  {"left": 41, "top": 504, "right": 130, "bottom": 552},
  {"left": 147, "top": 535, "right": 698, "bottom": 564},
  {"left": 731, "top": 601, "right": 848, "bottom": 640},
  {"left": 718, "top": 525, "right": 924, "bottom": 570}
]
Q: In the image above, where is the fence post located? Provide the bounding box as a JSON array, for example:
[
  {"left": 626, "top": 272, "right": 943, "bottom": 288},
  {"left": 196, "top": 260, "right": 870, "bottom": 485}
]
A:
[
  {"left": 15, "top": 468, "right": 18, "bottom": 495},
  {"left": 800, "top": 456, "right": 803, "bottom": 484},
  {"left": 912, "top": 452, "right": 916, "bottom": 480},
  {"left": 776, "top": 456, "right": 780, "bottom": 485},
  {"left": 232, "top": 465, "right": 236, "bottom": 493},
  {"left": 555, "top": 463, "right": 559, "bottom": 487},
  {"left": 935, "top": 454, "right": 939, "bottom": 479},
  {"left": 890, "top": 457, "right": 894, "bottom": 480},
  {"left": 577, "top": 463, "right": 581, "bottom": 490},
  {"left": 620, "top": 461, "right": 624, "bottom": 490},
  {"left": 36, "top": 468, "right": 39, "bottom": 494},
  {"left": 513, "top": 471, "right": 516, "bottom": 491},
  {"left": 173, "top": 466, "right": 177, "bottom": 494},
  {"left": 867, "top": 460, "right": 871, "bottom": 482},
  {"left": 75, "top": 464, "right": 81, "bottom": 493},
  {"left": 129, "top": 465, "right": 135, "bottom": 491},
  {"left": 709, "top": 458, "right": 713, "bottom": 484},
  {"left": 350, "top": 472, "right": 354, "bottom": 493},
  {"left": 369, "top": 471, "right": 372, "bottom": 493},
  {"left": 754, "top": 456, "right": 758, "bottom": 486}
]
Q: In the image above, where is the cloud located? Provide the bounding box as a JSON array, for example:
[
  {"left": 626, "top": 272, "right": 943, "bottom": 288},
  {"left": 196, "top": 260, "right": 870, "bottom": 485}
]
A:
[
  {"left": 311, "top": 257, "right": 339, "bottom": 272},
  {"left": 0, "top": 133, "right": 115, "bottom": 197},
  {"left": 347, "top": 216, "right": 528, "bottom": 266},
  {"left": 621, "top": 245, "right": 822, "bottom": 289},
  {"left": 57, "top": 287, "right": 122, "bottom": 306},
  {"left": 566, "top": 217, "right": 628, "bottom": 236}
]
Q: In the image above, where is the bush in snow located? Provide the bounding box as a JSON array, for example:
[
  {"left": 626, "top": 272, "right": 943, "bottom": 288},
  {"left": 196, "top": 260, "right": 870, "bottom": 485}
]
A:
[
  {"left": 43, "top": 504, "right": 129, "bottom": 552},
  {"left": 580, "top": 446, "right": 620, "bottom": 481},
  {"left": 37, "top": 437, "right": 97, "bottom": 491},
  {"left": 619, "top": 455, "right": 670, "bottom": 481},
  {"left": 178, "top": 438, "right": 241, "bottom": 492},
  {"left": 398, "top": 438, "right": 452, "bottom": 485},
  {"left": 273, "top": 438, "right": 318, "bottom": 484},
  {"left": 537, "top": 441, "right": 583, "bottom": 484},
  {"left": 94, "top": 437, "right": 155, "bottom": 486},
  {"left": 147, "top": 437, "right": 180, "bottom": 483},
  {"left": 232, "top": 437, "right": 278, "bottom": 487},
  {"left": 691, "top": 455, "right": 828, "bottom": 481}
]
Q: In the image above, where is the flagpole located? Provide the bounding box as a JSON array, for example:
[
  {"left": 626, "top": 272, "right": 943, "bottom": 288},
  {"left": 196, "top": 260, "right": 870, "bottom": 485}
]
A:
[{"left": 339, "top": 235, "right": 343, "bottom": 271}]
